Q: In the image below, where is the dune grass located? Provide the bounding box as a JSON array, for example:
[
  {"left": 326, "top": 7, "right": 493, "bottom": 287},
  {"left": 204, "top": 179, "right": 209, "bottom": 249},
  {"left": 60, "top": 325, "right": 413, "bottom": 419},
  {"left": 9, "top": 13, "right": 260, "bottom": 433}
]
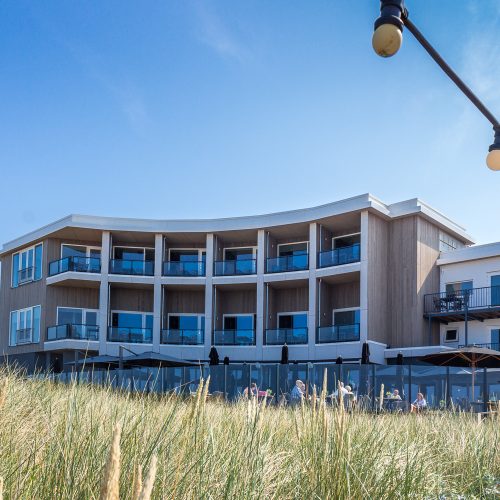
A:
[{"left": 0, "top": 368, "right": 498, "bottom": 499}]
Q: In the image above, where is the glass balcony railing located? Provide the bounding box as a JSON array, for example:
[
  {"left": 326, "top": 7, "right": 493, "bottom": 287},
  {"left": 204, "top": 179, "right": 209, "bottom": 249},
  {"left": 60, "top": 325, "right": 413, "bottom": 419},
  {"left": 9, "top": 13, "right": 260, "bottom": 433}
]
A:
[
  {"left": 109, "top": 260, "right": 154, "bottom": 276},
  {"left": 213, "top": 329, "right": 255, "bottom": 346},
  {"left": 266, "top": 253, "right": 309, "bottom": 273},
  {"left": 161, "top": 329, "right": 204, "bottom": 345},
  {"left": 47, "top": 324, "right": 99, "bottom": 341},
  {"left": 49, "top": 256, "right": 101, "bottom": 276},
  {"left": 163, "top": 261, "right": 206, "bottom": 277},
  {"left": 316, "top": 324, "right": 360, "bottom": 344},
  {"left": 214, "top": 259, "right": 256, "bottom": 276},
  {"left": 264, "top": 328, "right": 308, "bottom": 345},
  {"left": 107, "top": 327, "right": 153, "bottom": 344},
  {"left": 317, "top": 243, "right": 360, "bottom": 268}
]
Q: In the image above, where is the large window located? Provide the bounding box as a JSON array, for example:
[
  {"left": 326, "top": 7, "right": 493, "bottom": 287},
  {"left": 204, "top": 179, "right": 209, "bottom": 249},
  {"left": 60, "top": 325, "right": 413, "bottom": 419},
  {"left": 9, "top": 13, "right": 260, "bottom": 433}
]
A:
[
  {"left": 278, "top": 312, "right": 308, "bottom": 330},
  {"left": 9, "top": 306, "right": 41, "bottom": 346},
  {"left": 11, "top": 243, "right": 43, "bottom": 287},
  {"left": 445, "top": 281, "right": 473, "bottom": 295},
  {"left": 168, "top": 314, "right": 205, "bottom": 331},
  {"left": 113, "top": 247, "right": 154, "bottom": 261},
  {"left": 224, "top": 248, "right": 256, "bottom": 261},
  {"left": 332, "top": 233, "right": 360, "bottom": 249},
  {"left": 223, "top": 314, "right": 254, "bottom": 331},
  {"left": 58, "top": 307, "right": 98, "bottom": 326},
  {"left": 109, "top": 311, "right": 153, "bottom": 343},
  {"left": 333, "top": 309, "right": 360, "bottom": 327}
]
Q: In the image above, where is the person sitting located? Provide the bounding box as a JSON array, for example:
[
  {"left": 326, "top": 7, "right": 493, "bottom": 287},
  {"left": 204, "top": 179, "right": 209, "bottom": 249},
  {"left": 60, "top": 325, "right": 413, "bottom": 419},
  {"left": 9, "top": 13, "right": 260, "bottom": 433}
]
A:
[
  {"left": 411, "top": 392, "right": 427, "bottom": 413},
  {"left": 290, "top": 379, "right": 305, "bottom": 405},
  {"left": 243, "top": 382, "right": 258, "bottom": 398},
  {"left": 391, "top": 389, "right": 402, "bottom": 400}
]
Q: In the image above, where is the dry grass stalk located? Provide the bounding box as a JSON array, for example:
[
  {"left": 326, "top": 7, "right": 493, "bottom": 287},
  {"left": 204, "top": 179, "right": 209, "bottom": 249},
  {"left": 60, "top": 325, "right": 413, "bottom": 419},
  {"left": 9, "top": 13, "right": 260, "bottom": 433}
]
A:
[
  {"left": 379, "top": 383, "right": 385, "bottom": 412},
  {"left": 0, "top": 476, "right": 3, "bottom": 500},
  {"left": 138, "top": 455, "right": 158, "bottom": 500},
  {"left": 99, "top": 423, "right": 122, "bottom": 500},
  {"left": 131, "top": 463, "right": 142, "bottom": 500},
  {"left": 0, "top": 379, "right": 8, "bottom": 409}
]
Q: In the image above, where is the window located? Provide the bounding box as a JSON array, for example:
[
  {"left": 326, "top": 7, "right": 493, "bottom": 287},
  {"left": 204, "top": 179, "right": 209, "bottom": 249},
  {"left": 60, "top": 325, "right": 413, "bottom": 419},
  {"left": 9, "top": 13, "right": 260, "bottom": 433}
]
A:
[
  {"left": 333, "top": 233, "right": 360, "bottom": 249},
  {"left": 491, "top": 275, "right": 500, "bottom": 306},
  {"left": 278, "top": 312, "right": 308, "bottom": 329},
  {"left": 169, "top": 249, "right": 206, "bottom": 262},
  {"left": 9, "top": 306, "right": 41, "bottom": 346},
  {"left": 445, "top": 329, "right": 458, "bottom": 342},
  {"left": 224, "top": 248, "right": 256, "bottom": 261},
  {"left": 492, "top": 329, "right": 500, "bottom": 350},
  {"left": 57, "top": 307, "right": 98, "bottom": 326},
  {"left": 111, "top": 311, "right": 153, "bottom": 329},
  {"left": 168, "top": 314, "right": 204, "bottom": 331},
  {"left": 333, "top": 309, "right": 360, "bottom": 326},
  {"left": 62, "top": 244, "right": 101, "bottom": 260},
  {"left": 113, "top": 247, "right": 154, "bottom": 261},
  {"left": 223, "top": 314, "right": 254, "bottom": 331},
  {"left": 11, "top": 243, "right": 43, "bottom": 287},
  {"left": 446, "top": 281, "right": 473, "bottom": 295},
  {"left": 277, "top": 242, "right": 308, "bottom": 257}
]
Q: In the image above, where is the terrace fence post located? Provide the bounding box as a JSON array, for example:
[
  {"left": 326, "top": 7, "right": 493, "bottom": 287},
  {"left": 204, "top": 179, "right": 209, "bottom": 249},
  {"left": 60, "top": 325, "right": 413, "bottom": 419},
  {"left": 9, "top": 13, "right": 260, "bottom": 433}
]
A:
[
  {"left": 446, "top": 366, "right": 451, "bottom": 408},
  {"left": 224, "top": 364, "right": 227, "bottom": 401},
  {"left": 371, "top": 364, "right": 376, "bottom": 412},
  {"left": 482, "top": 367, "right": 488, "bottom": 413},
  {"left": 408, "top": 364, "right": 412, "bottom": 409}
]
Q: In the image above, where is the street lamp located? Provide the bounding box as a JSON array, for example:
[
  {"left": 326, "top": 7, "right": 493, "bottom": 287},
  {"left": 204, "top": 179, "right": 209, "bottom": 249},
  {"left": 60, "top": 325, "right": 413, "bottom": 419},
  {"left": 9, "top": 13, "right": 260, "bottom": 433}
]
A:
[{"left": 373, "top": 0, "right": 500, "bottom": 171}]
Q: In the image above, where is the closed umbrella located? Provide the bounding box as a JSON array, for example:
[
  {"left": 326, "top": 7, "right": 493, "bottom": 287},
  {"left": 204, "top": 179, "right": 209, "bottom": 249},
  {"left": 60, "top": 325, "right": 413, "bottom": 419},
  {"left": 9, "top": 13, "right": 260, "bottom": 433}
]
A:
[
  {"left": 336, "top": 356, "right": 343, "bottom": 364},
  {"left": 361, "top": 342, "right": 370, "bottom": 364},
  {"left": 281, "top": 343, "right": 289, "bottom": 364},
  {"left": 223, "top": 356, "right": 230, "bottom": 365},
  {"left": 209, "top": 346, "right": 220, "bottom": 366}
]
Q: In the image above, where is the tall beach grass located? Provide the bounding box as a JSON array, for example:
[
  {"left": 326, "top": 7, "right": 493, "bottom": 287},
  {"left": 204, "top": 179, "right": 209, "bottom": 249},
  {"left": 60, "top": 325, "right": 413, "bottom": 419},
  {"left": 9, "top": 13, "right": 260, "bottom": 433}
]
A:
[{"left": 0, "top": 367, "right": 498, "bottom": 499}]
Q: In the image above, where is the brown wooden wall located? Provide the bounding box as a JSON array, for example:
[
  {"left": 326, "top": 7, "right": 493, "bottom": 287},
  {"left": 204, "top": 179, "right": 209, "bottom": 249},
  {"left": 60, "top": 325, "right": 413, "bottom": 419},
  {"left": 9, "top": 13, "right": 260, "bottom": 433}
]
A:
[
  {"left": 266, "top": 286, "right": 308, "bottom": 328},
  {"left": 110, "top": 288, "right": 154, "bottom": 312},
  {"left": 164, "top": 289, "right": 205, "bottom": 316},
  {"left": 319, "top": 281, "right": 360, "bottom": 327},
  {"left": 45, "top": 287, "right": 100, "bottom": 327},
  {"left": 214, "top": 288, "right": 257, "bottom": 329}
]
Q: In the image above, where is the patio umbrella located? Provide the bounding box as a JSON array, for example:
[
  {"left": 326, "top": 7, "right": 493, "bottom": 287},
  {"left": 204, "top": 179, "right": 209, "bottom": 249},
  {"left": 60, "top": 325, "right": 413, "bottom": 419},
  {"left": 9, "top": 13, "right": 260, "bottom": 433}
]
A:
[
  {"left": 209, "top": 346, "right": 220, "bottom": 366},
  {"left": 396, "top": 352, "right": 404, "bottom": 398},
  {"left": 361, "top": 342, "right": 370, "bottom": 364},
  {"left": 423, "top": 346, "right": 500, "bottom": 400},
  {"left": 281, "top": 343, "right": 289, "bottom": 364}
]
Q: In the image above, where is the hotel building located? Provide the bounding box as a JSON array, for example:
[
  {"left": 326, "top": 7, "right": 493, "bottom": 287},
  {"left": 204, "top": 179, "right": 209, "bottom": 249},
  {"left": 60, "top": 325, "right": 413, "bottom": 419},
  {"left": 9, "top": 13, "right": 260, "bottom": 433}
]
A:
[{"left": 0, "top": 194, "right": 474, "bottom": 372}]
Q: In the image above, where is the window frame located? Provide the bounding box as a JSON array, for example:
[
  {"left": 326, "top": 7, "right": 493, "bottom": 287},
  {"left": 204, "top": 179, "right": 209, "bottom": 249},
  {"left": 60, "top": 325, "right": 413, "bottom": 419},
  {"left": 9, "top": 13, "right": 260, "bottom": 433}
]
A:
[
  {"left": 112, "top": 246, "right": 155, "bottom": 261},
  {"left": 9, "top": 305, "right": 41, "bottom": 346},
  {"left": 444, "top": 328, "right": 458, "bottom": 343},
  {"left": 332, "top": 232, "right": 361, "bottom": 250},
  {"left": 11, "top": 243, "right": 43, "bottom": 287},
  {"left": 167, "top": 248, "right": 206, "bottom": 261},
  {"left": 277, "top": 311, "right": 308, "bottom": 329},
  {"left": 56, "top": 306, "right": 99, "bottom": 326},
  {"left": 445, "top": 281, "right": 474, "bottom": 294},
  {"left": 223, "top": 246, "right": 257, "bottom": 260},
  {"left": 110, "top": 310, "right": 154, "bottom": 330},
  {"left": 276, "top": 241, "right": 309, "bottom": 256},
  {"left": 222, "top": 313, "right": 255, "bottom": 331},
  {"left": 166, "top": 313, "right": 205, "bottom": 331},
  {"left": 60, "top": 244, "right": 101, "bottom": 259},
  {"left": 332, "top": 307, "right": 361, "bottom": 326}
]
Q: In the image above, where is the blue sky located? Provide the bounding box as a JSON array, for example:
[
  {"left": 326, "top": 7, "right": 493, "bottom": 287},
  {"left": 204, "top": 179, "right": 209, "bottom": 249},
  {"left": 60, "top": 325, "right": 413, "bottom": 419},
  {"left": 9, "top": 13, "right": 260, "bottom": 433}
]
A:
[{"left": 1, "top": 0, "right": 499, "bottom": 244}]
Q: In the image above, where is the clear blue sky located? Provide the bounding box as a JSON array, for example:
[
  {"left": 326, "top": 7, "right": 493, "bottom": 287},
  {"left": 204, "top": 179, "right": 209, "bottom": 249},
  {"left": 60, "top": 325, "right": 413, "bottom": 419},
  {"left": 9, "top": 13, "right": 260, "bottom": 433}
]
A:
[{"left": 1, "top": 0, "right": 499, "bottom": 244}]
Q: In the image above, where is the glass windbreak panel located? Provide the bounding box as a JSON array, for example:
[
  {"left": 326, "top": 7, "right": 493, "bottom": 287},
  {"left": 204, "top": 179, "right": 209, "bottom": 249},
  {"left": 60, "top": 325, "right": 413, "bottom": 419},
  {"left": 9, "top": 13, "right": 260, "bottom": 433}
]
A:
[
  {"left": 492, "top": 329, "right": 500, "bottom": 350},
  {"left": 112, "top": 312, "right": 143, "bottom": 328},
  {"left": 62, "top": 245, "right": 87, "bottom": 258},
  {"left": 58, "top": 308, "right": 84, "bottom": 325},
  {"left": 115, "top": 248, "right": 145, "bottom": 261},
  {"left": 333, "top": 234, "right": 361, "bottom": 249},
  {"left": 491, "top": 275, "right": 500, "bottom": 306},
  {"left": 278, "top": 243, "right": 308, "bottom": 256},
  {"left": 446, "top": 281, "right": 473, "bottom": 295}
]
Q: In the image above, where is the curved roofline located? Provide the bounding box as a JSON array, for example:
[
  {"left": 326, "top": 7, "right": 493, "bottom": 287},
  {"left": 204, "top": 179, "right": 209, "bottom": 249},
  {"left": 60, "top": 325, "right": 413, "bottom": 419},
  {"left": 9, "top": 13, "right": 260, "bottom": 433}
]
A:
[{"left": 1, "top": 193, "right": 474, "bottom": 254}]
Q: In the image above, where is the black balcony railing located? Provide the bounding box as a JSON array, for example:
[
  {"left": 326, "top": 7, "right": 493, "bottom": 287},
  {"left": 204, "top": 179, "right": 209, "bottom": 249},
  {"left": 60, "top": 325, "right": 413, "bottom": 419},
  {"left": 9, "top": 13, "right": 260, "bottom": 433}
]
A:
[
  {"left": 458, "top": 343, "right": 500, "bottom": 351},
  {"left": 161, "top": 329, "right": 204, "bottom": 345},
  {"left": 47, "top": 324, "right": 99, "bottom": 341},
  {"left": 264, "top": 327, "right": 308, "bottom": 345},
  {"left": 163, "top": 261, "right": 206, "bottom": 277},
  {"left": 18, "top": 267, "right": 34, "bottom": 283},
  {"left": 316, "top": 324, "right": 360, "bottom": 344},
  {"left": 214, "top": 259, "right": 256, "bottom": 276},
  {"left": 109, "top": 259, "right": 154, "bottom": 276},
  {"left": 266, "top": 253, "right": 309, "bottom": 273},
  {"left": 16, "top": 328, "right": 32, "bottom": 344},
  {"left": 317, "top": 243, "right": 361, "bottom": 269},
  {"left": 213, "top": 329, "right": 255, "bottom": 346},
  {"left": 49, "top": 256, "right": 101, "bottom": 276},
  {"left": 107, "top": 327, "right": 153, "bottom": 343},
  {"left": 424, "top": 286, "right": 500, "bottom": 314}
]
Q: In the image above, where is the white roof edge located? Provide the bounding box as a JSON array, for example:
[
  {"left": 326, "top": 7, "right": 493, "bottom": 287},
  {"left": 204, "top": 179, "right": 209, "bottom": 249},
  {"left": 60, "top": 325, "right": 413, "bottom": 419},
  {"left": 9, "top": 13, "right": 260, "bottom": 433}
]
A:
[
  {"left": 0, "top": 194, "right": 472, "bottom": 254},
  {"left": 438, "top": 241, "right": 500, "bottom": 266}
]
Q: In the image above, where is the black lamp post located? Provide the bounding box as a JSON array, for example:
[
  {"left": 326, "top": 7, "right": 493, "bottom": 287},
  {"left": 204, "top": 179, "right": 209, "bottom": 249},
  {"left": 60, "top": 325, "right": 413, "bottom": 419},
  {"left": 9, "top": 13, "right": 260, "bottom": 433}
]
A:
[{"left": 372, "top": 0, "right": 500, "bottom": 171}]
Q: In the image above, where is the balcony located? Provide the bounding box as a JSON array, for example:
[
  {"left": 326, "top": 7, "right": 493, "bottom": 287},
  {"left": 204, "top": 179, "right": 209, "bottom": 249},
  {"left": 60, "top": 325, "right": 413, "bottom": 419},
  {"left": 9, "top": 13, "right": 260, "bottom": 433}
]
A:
[
  {"left": 47, "top": 324, "right": 99, "bottom": 341},
  {"left": 424, "top": 286, "right": 500, "bottom": 322},
  {"left": 316, "top": 324, "right": 360, "bottom": 344},
  {"left": 458, "top": 343, "right": 500, "bottom": 351},
  {"left": 213, "top": 329, "right": 255, "bottom": 346},
  {"left": 49, "top": 256, "right": 101, "bottom": 276},
  {"left": 109, "top": 259, "right": 154, "bottom": 276},
  {"left": 163, "top": 261, "right": 205, "bottom": 277},
  {"left": 107, "top": 327, "right": 152, "bottom": 344},
  {"left": 264, "top": 328, "right": 308, "bottom": 345},
  {"left": 161, "top": 329, "right": 204, "bottom": 345},
  {"left": 214, "top": 259, "right": 256, "bottom": 276},
  {"left": 266, "top": 253, "right": 308, "bottom": 273},
  {"left": 317, "top": 243, "right": 360, "bottom": 269}
]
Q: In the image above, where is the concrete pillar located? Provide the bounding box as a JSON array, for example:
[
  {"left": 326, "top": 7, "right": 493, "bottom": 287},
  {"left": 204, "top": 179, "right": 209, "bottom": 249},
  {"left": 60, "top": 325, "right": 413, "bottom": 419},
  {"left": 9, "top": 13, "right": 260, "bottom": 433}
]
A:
[
  {"left": 256, "top": 229, "right": 265, "bottom": 358},
  {"left": 152, "top": 233, "right": 163, "bottom": 352},
  {"left": 99, "top": 231, "right": 111, "bottom": 354},
  {"left": 360, "top": 210, "right": 369, "bottom": 343},
  {"left": 204, "top": 234, "right": 214, "bottom": 357},
  {"left": 308, "top": 222, "right": 318, "bottom": 358}
]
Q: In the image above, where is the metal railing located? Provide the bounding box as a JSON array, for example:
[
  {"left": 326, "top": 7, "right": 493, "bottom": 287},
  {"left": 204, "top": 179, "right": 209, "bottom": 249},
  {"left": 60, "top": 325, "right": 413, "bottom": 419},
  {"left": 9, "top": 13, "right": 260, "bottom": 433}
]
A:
[
  {"left": 49, "top": 256, "right": 101, "bottom": 276},
  {"left": 458, "top": 343, "right": 500, "bottom": 351},
  {"left": 161, "top": 329, "right": 204, "bottom": 345},
  {"left": 109, "top": 259, "right": 154, "bottom": 276},
  {"left": 16, "top": 328, "right": 33, "bottom": 344},
  {"left": 163, "top": 261, "right": 206, "bottom": 277},
  {"left": 18, "top": 267, "right": 34, "bottom": 284},
  {"left": 213, "top": 329, "right": 256, "bottom": 346},
  {"left": 316, "top": 324, "right": 360, "bottom": 344},
  {"left": 424, "top": 286, "right": 500, "bottom": 314},
  {"left": 107, "top": 327, "right": 153, "bottom": 344},
  {"left": 317, "top": 243, "right": 360, "bottom": 269},
  {"left": 214, "top": 259, "right": 256, "bottom": 276},
  {"left": 264, "top": 327, "right": 308, "bottom": 345},
  {"left": 47, "top": 324, "right": 99, "bottom": 341},
  {"left": 266, "top": 253, "right": 309, "bottom": 273}
]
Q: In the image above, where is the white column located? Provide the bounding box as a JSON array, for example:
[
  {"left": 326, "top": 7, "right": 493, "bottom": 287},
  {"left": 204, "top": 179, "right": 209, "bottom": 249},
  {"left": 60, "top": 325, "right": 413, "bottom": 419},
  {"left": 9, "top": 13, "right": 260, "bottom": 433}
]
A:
[
  {"left": 256, "top": 229, "right": 265, "bottom": 358},
  {"left": 99, "top": 231, "right": 111, "bottom": 354},
  {"left": 152, "top": 233, "right": 163, "bottom": 352},
  {"left": 308, "top": 222, "right": 318, "bottom": 358},
  {"left": 204, "top": 234, "right": 214, "bottom": 356},
  {"left": 360, "top": 210, "right": 369, "bottom": 343}
]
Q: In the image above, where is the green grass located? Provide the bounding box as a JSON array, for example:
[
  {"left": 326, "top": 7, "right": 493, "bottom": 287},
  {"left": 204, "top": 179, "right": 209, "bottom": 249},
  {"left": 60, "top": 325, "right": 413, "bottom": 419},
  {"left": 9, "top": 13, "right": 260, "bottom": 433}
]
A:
[{"left": 0, "top": 368, "right": 498, "bottom": 499}]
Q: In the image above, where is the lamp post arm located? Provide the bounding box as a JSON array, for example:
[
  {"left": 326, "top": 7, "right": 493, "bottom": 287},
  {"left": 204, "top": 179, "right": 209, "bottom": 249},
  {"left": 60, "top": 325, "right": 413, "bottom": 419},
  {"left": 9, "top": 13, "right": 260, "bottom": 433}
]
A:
[{"left": 403, "top": 15, "right": 500, "bottom": 128}]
